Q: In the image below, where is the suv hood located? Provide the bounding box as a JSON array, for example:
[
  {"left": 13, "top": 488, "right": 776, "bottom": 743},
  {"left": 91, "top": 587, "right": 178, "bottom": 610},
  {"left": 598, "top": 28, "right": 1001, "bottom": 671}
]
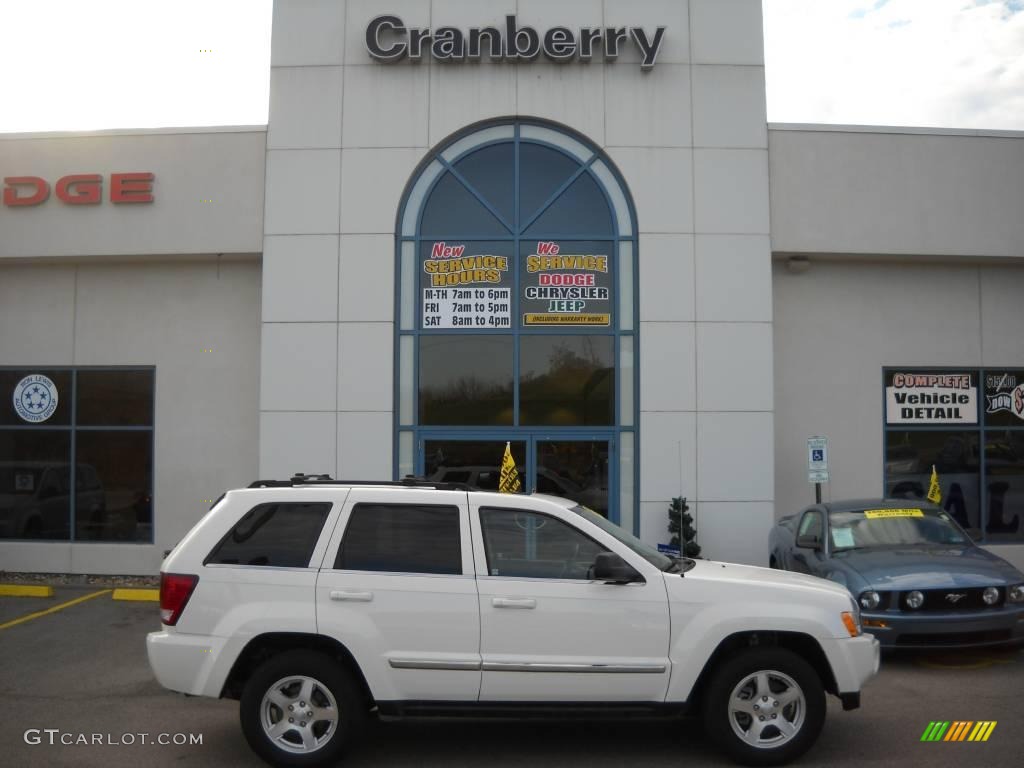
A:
[{"left": 682, "top": 559, "right": 851, "bottom": 600}]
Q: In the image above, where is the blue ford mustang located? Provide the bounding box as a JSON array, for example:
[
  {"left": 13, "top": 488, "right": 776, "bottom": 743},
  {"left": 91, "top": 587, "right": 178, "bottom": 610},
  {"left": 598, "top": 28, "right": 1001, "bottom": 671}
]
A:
[{"left": 769, "top": 499, "right": 1024, "bottom": 649}]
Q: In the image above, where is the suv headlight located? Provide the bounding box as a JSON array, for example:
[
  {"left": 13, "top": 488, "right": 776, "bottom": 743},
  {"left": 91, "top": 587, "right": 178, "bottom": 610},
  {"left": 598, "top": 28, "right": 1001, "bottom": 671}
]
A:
[
  {"left": 859, "top": 590, "right": 881, "bottom": 610},
  {"left": 1008, "top": 584, "right": 1024, "bottom": 603}
]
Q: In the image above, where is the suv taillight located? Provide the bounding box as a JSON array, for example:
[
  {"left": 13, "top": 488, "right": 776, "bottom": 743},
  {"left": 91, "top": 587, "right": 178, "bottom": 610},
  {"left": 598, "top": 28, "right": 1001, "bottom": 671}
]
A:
[{"left": 160, "top": 572, "right": 199, "bottom": 626}]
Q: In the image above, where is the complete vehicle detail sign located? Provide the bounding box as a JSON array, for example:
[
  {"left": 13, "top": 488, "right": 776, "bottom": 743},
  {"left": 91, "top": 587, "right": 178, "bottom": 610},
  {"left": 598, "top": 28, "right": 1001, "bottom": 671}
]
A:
[
  {"left": 366, "top": 15, "right": 666, "bottom": 70},
  {"left": 885, "top": 371, "right": 978, "bottom": 425}
]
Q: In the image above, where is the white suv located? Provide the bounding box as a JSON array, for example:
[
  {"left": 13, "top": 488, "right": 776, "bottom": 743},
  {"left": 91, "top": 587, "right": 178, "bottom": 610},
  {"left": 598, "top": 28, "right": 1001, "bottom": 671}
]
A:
[{"left": 147, "top": 476, "right": 878, "bottom": 768}]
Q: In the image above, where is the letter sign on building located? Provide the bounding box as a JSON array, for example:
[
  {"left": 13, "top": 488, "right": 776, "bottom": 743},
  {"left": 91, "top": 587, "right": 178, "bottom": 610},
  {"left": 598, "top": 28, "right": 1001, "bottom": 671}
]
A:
[
  {"left": 366, "top": 15, "right": 666, "bottom": 70},
  {"left": 2, "top": 173, "right": 155, "bottom": 207}
]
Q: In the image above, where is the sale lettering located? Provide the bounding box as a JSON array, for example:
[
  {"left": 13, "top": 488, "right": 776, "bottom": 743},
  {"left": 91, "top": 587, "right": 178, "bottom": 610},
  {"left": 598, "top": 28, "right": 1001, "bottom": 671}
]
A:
[{"left": 2, "top": 173, "right": 155, "bottom": 207}]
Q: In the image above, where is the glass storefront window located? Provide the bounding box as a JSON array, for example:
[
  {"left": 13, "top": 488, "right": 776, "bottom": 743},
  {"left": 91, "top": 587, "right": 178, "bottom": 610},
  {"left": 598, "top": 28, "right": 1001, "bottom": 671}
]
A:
[
  {"left": 397, "top": 120, "right": 638, "bottom": 529},
  {"left": 419, "top": 336, "right": 514, "bottom": 425},
  {"left": 884, "top": 368, "right": 1024, "bottom": 543},
  {"left": 519, "top": 336, "right": 613, "bottom": 426},
  {"left": 0, "top": 368, "right": 155, "bottom": 543}
]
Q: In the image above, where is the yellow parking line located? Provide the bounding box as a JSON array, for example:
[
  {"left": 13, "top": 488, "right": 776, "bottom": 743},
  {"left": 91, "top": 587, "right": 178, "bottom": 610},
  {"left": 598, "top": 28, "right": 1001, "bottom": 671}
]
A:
[
  {"left": 112, "top": 588, "right": 159, "bottom": 602},
  {"left": 0, "top": 589, "right": 111, "bottom": 631},
  {"left": 0, "top": 584, "right": 54, "bottom": 598}
]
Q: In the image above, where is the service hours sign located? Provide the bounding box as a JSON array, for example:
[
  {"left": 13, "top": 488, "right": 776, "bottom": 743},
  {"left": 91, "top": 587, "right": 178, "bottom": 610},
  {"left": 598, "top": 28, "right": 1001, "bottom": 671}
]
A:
[{"left": 421, "top": 241, "right": 512, "bottom": 329}]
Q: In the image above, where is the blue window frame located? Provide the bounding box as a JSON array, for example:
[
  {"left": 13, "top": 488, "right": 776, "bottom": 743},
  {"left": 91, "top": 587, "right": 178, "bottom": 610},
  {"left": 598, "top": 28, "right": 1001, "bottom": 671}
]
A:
[{"left": 395, "top": 120, "right": 639, "bottom": 532}]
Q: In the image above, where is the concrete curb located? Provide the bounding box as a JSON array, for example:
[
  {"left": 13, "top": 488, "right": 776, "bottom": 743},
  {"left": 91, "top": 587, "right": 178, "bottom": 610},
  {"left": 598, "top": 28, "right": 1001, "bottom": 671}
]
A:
[
  {"left": 111, "top": 588, "right": 159, "bottom": 602},
  {"left": 0, "top": 584, "right": 54, "bottom": 598}
]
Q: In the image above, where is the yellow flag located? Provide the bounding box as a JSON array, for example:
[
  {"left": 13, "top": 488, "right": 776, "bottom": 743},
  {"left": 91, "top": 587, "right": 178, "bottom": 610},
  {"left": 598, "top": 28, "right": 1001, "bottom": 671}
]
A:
[
  {"left": 927, "top": 465, "right": 942, "bottom": 505},
  {"left": 499, "top": 442, "right": 521, "bottom": 494}
]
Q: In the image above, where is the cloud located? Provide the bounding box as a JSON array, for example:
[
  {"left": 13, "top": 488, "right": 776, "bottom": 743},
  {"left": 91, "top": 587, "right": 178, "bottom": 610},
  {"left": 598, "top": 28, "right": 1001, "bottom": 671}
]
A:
[{"left": 763, "top": 0, "right": 1024, "bottom": 129}]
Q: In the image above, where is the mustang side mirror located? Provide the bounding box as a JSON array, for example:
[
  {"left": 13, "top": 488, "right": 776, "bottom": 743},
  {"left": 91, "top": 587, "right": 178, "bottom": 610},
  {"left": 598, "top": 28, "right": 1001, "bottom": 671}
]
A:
[
  {"left": 593, "top": 552, "right": 642, "bottom": 583},
  {"left": 796, "top": 534, "right": 822, "bottom": 550}
]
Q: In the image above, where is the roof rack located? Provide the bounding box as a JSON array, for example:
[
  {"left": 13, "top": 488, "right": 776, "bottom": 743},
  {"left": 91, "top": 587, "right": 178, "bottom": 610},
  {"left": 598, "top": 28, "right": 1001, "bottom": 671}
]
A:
[{"left": 247, "top": 473, "right": 474, "bottom": 492}]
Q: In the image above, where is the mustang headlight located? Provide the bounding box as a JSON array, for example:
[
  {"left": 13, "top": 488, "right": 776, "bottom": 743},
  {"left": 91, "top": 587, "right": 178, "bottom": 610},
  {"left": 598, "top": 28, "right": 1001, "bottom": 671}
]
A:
[
  {"left": 906, "top": 590, "right": 925, "bottom": 610},
  {"left": 859, "top": 590, "right": 881, "bottom": 610},
  {"left": 983, "top": 587, "right": 1000, "bottom": 606},
  {"left": 1009, "top": 584, "right": 1024, "bottom": 603}
]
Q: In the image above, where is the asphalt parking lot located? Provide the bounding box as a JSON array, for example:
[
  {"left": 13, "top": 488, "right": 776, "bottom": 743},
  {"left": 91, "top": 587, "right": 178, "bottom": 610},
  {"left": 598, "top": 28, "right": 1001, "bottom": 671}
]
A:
[{"left": 1, "top": 587, "right": 1022, "bottom": 768}]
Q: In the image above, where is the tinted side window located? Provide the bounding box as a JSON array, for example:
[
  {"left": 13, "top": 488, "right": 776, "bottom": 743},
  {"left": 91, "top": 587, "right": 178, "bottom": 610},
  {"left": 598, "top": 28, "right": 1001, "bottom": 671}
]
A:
[
  {"left": 206, "top": 503, "right": 331, "bottom": 567},
  {"left": 335, "top": 504, "right": 462, "bottom": 575},
  {"left": 479, "top": 507, "right": 607, "bottom": 580}
]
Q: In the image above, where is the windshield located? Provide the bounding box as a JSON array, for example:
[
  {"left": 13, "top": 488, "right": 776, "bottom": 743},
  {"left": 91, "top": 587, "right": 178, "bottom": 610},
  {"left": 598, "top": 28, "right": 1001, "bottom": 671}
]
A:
[
  {"left": 570, "top": 504, "right": 675, "bottom": 570},
  {"left": 828, "top": 507, "right": 968, "bottom": 550}
]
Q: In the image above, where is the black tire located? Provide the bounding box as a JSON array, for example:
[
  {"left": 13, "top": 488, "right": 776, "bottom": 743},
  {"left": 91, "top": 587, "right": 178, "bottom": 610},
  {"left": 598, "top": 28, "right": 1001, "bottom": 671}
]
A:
[
  {"left": 240, "top": 649, "right": 366, "bottom": 768},
  {"left": 702, "top": 647, "right": 825, "bottom": 767}
]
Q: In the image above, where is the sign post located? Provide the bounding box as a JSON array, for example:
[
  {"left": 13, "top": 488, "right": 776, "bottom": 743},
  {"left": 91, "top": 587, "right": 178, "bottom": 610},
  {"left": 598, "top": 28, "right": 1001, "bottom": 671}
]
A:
[{"left": 807, "top": 436, "right": 829, "bottom": 504}]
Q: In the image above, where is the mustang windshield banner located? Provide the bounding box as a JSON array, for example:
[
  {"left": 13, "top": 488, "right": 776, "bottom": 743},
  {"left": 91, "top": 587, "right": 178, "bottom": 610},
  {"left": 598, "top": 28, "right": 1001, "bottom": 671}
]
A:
[{"left": 885, "top": 371, "right": 978, "bottom": 425}]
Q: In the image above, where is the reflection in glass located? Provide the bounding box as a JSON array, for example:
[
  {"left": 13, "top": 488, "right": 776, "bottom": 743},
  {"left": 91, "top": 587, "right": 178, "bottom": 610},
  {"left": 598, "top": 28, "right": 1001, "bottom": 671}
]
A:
[
  {"left": 885, "top": 431, "right": 981, "bottom": 536},
  {"left": 518, "top": 143, "right": 581, "bottom": 226},
  {"left": 420, "top": 172, "right": 507, "bottom": 236},
  {"left": 453, "top": 143, "right": 515, "bottom": 226},
  {"left": 984, "top": 430, "right": 1024, "bottom": 541},
  {"left": 536, "top": 440, "right": 609, "bottom": 517},
  {"left": 75, "top": 431, "right": 152, "bottom": 542},
  {"left": 524, "top": 171, "right": 613, "bottom": 236},
  {"left": 419, "top": 336, "right": 513, "bottom": 425},
  {"left": 424, "top": 441, "right": 526, "bottom": 492},
  {"left": 0, "top": 430, "right": 71, "bottom": 540},
  {"left": 520, "top": 336, "right": 614, "bottom": 426},
  {"left": 76, "top": 369, "right": 154, "bottom": 426}
]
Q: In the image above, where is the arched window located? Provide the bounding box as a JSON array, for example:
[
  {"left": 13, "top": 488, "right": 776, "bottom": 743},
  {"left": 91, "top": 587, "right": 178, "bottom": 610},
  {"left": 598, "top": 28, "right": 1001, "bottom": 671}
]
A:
[{"left": 395, "top": 120, "right": 639, "bottom": 531}]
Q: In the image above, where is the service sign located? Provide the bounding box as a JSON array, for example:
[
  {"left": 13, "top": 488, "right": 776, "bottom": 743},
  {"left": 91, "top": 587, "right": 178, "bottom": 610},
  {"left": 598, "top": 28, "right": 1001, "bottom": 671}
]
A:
[
  {"left": 984, "top": 370, "right": 1024, "bottom": 427},
  {"left": 885, "top": 371, "right": 977, "bottom": 425},
  {"left": 520, "top": 241, "right": 612, "bottom": 327},
  {"left": 421, "top": 241, "right": 512, "bottom": 329}
]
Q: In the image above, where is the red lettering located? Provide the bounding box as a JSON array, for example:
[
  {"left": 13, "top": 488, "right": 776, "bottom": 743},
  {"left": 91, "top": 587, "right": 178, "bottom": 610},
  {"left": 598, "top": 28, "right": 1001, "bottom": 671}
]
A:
[
  {"left": 55, "top": 174, "right": 102, "bottom": 205},
  {"left": 110, "top": 172, "right": 154, "bottom": 203},
  {"left": 3, "top": 176, "right": 50, "bottom": 206},
  {"left": 430, "top": 242, "right": 465, "bottom": 259},
  {"left": 536, "top": 241, "right": 560, "bottom": 255},
  {"left": 539, "top": 273, "right": 595, "bottom": 286}
]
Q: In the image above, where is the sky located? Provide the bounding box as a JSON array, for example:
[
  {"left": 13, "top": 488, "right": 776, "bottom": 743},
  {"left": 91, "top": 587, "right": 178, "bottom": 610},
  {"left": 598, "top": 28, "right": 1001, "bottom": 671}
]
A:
[{"left": 0, "top": 0, "right": 1021, "bottom": 134}]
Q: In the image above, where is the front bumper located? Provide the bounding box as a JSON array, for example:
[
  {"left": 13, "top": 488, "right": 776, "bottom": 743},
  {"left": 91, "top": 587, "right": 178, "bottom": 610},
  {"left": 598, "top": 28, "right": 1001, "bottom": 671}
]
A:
[
  {"left": 861, "top": 605, "right": 1024, "bottom": 649},
  {"left": 820, "top": 633, "right": 880, "bottom": 702}
]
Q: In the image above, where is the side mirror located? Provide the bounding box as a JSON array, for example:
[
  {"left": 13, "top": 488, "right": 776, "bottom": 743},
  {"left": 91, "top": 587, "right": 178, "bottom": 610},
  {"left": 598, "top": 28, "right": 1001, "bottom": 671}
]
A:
[
  {"left": 593, "top": 552, "right": 642, "bottom": 583},
  {"left": 796, "top": 534, "right": 822, "bottom": 550}
]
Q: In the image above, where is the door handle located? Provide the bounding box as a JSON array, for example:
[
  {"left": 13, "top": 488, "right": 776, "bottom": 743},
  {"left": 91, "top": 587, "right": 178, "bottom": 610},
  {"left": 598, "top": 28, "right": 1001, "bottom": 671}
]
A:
[
  {"left": 492, "top": 597, "right": 536, "bottom": 609},
  {"left": 330, "top": 590, "right": 373, "bottom": 602}
]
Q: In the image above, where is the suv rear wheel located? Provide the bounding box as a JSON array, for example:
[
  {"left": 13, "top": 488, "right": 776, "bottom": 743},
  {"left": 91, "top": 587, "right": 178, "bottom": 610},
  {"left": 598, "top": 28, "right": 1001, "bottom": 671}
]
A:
[
  {"left": 702, "top": 647, "right": 825, "bottom": 766},
  {"left": 240, "top": 650, "right": 365, "bottom": 768}
]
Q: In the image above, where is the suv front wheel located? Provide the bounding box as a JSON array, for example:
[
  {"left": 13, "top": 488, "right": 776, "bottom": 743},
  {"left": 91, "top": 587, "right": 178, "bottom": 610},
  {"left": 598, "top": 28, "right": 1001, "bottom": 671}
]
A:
[
  {"left": 703, "top": 647, "right": 825, "bottom": 766},
  {"left": 240, "top": 649, "right": 365, "bottom": 768}
]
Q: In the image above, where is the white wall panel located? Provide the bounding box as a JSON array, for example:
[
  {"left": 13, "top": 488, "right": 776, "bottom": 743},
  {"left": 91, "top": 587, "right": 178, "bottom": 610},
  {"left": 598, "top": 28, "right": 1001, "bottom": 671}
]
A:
[
  {"left": 339, "top": 148, "right": 426, "bottom": 233},
  {"left": 640, "top": 322, "right": 696, "bottom": 411},
  {"left": 339, "top": 234, "right": 395, "bottom": 322},
  {"left": 343, "top": 65, "right": 430, "bottom": 148},
  {"left": 272, "top": 0, "right": 346, "bottom": 66},
  {"left": 605, "top": 64, "right": 691, "bottom": 148},
  {"left": 698, "top": 502, "right": 772, "bottom": 565},
  {"left": 697, "top": 323, "right": 773, "bottom": 412},
  {"left": 640, "top": 412, "right": 696, "bottom": 502},
  {"left": 638, "top": 234, "right": 695, "bottom": 322},
  {"left": 260, "top": 322, "right": 338, "bottom": 411},
  {"left": 338, "top": 411, "right": 393, "bottom": 479},
  {"left": 260, "top": 411, "right": 338, "bottom": 478},
  {"left": 264, "top": 149, "right": 341, "bottom": 234},
  {"left": 694, "top": 149, "right": 770, "bottom": 234},
  {"left": 262, "top": 235, "right": 340, "bottom": 322},
  {"left": 607, "top": 147, "right": 693, "bottom": 234},
  {"left": 695, "top": 234, "right": 772, "bottom": 322},
  {"left": 689, "top": 0, "right": 764, "bottom": 65},
  {"left": 338, "top": 322, "right": 394, "bottom": 411},
  {"left": 692, "top": 65, "right": 767, "bottom": 148},
  {"left": 268, "top": 66, "right": 344, "bottom": 149},
  {"left": 698, "top": 411, "right": 774, "bottom": 501}
]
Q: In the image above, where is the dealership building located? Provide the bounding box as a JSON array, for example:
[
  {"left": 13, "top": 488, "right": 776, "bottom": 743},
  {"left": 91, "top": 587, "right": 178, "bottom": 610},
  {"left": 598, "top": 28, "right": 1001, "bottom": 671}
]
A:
[{"left": 1, "top": 0, "right": 1022, "bottom": 575}]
